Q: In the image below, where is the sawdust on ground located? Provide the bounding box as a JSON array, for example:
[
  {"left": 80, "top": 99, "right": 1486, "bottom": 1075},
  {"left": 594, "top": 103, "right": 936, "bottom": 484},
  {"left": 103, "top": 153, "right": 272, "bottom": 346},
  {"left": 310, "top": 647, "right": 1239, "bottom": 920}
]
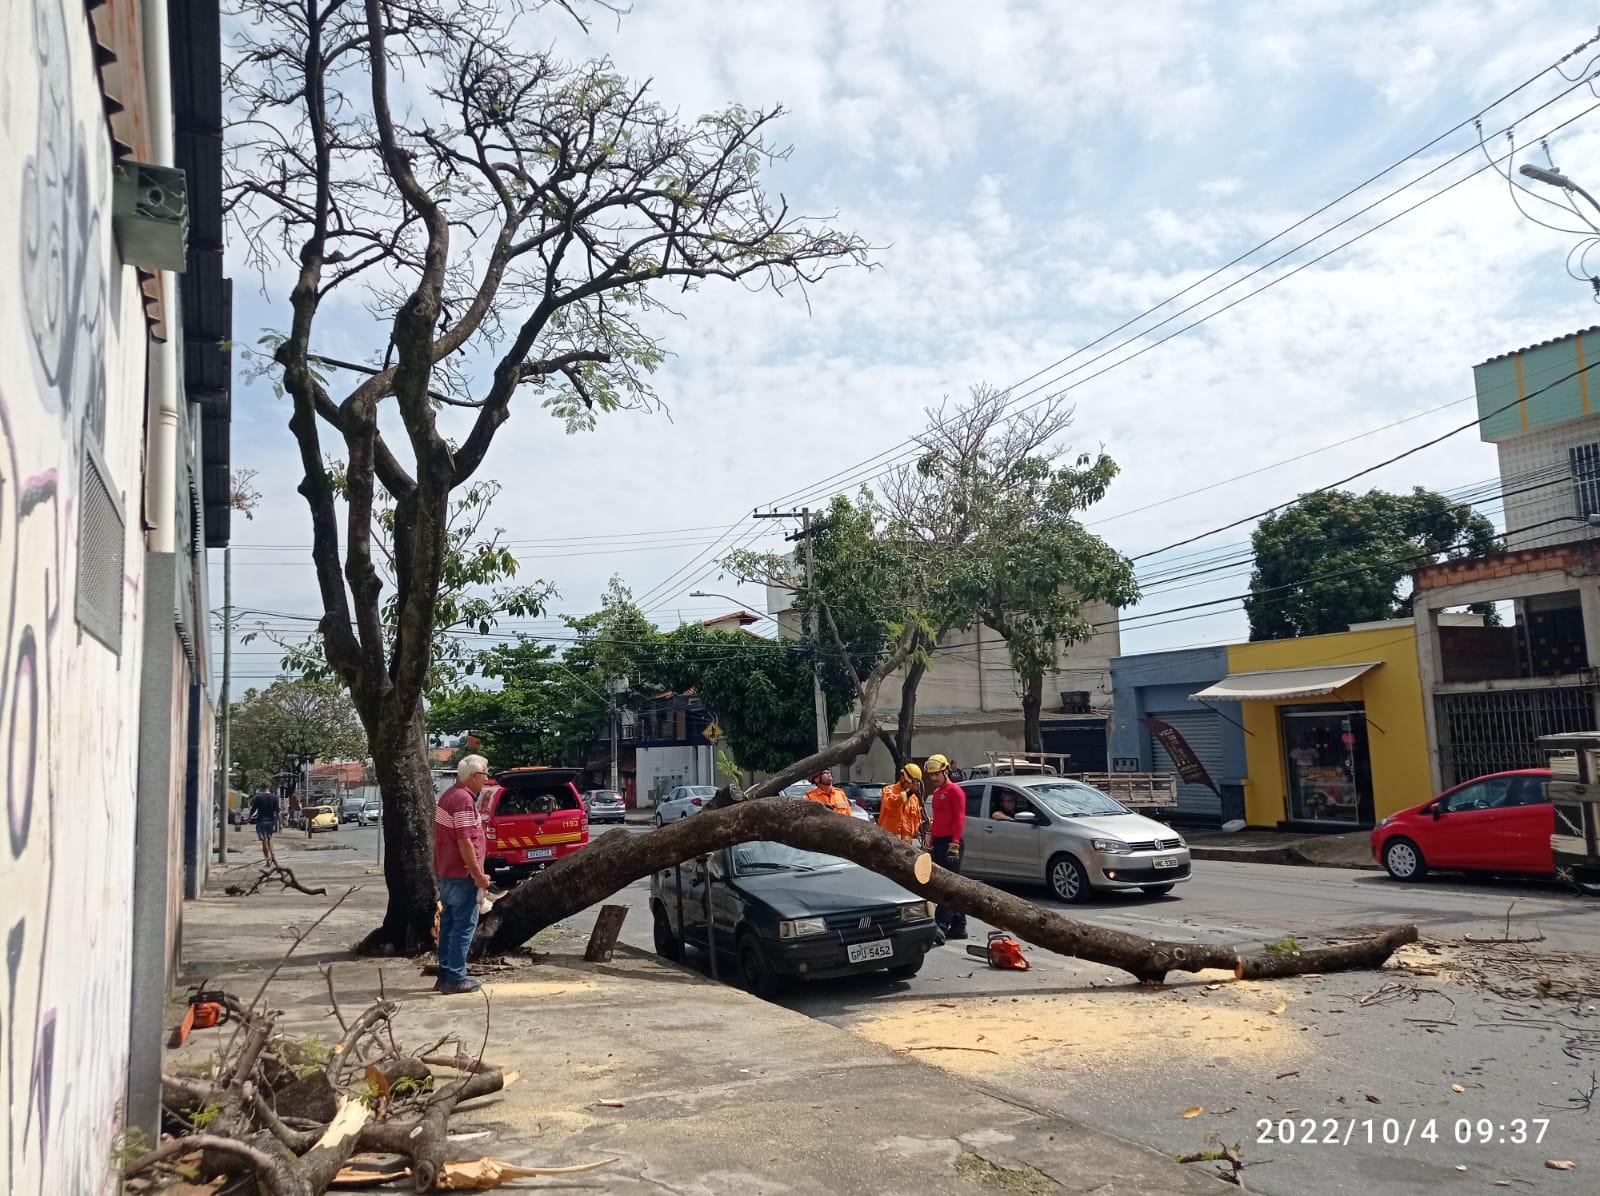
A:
[{"left": 850, "top": 979, "right": 1312, "bottom": 1079}]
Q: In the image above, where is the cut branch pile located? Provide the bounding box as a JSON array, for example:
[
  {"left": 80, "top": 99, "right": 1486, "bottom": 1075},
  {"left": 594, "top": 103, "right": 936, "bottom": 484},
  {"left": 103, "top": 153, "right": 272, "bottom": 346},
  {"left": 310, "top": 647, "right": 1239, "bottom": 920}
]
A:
[
  {"left": 129, "top": 973, "right": 611, "bottom": 1192},
  {"left": 477, "top": 799, "right": 1418, "bottom": 984}
]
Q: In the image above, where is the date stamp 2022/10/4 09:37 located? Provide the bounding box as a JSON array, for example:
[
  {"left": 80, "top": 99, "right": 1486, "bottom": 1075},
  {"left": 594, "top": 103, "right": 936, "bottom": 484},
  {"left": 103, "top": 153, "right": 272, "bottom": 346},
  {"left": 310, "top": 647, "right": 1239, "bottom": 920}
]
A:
[{"left": 1254, "top": 1117, "right": 1552, "bottom": 1148}]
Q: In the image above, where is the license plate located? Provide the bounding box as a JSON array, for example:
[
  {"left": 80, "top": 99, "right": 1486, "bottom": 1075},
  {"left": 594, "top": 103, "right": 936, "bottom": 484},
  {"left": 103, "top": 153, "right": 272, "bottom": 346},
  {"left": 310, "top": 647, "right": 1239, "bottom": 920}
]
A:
[
  {"left": 525, "top": 847, "right": 554, "bottom": 859},
  {"left": 1154, "top": 856, "right": 1180, "bottom": 869},
  {"left": 847, "top": 939, "right": 894, "bottom": 964}
]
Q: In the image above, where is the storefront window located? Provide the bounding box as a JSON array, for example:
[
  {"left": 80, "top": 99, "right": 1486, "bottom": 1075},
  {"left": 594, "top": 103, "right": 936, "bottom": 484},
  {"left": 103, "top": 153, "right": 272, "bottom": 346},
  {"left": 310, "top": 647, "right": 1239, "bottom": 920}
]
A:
[{"left": 1282, "top": 707, "right": 1373, "bottom": 825}]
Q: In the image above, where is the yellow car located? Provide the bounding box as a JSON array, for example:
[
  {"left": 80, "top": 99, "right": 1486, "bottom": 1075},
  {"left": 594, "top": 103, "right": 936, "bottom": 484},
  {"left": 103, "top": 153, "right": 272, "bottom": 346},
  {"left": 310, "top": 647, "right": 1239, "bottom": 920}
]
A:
[{"left": 307, "top": 805, "right": 339, "bottom": 833}]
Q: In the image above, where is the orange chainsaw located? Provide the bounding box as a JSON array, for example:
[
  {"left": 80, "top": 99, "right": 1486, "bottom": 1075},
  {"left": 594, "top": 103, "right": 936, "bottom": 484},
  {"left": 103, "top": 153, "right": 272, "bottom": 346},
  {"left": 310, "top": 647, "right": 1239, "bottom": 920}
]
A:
[{"left": 966, "top": 930, "right": 1030, "bottom": 970}]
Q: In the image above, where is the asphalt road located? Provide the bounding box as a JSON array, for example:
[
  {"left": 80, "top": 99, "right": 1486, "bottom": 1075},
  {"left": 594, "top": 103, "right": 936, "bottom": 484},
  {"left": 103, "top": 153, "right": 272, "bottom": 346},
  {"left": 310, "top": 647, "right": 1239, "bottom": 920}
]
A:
[
  {"left": 283, "top": 822, "right": 1599, "bottom": 1192},
  {"left": 563, "top": 831, "right": 1600, "bottom": 1196}
]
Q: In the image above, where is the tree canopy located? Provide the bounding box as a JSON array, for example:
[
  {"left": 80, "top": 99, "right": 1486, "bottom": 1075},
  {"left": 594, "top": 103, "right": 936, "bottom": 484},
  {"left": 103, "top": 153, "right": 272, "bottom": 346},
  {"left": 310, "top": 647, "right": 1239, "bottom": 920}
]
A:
[
  {"left": 229, "top": 678, "right": 369, "bottom": 788},
  {"left": 426, "top": 582, "right": 855, "bottom": 779},
  {"left": 227, "top": 0, "right": 867, "bottom": 948},
  {"left": 1245, "top": 487, "right": 1501, "bottom": 640}
]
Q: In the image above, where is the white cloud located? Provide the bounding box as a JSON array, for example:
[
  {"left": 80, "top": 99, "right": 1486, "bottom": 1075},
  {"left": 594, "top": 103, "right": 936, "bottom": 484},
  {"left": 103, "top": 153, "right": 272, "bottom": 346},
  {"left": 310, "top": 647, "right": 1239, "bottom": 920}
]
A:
[{"left": 216, "top": 0, "right": 1600, "bottom": 671}]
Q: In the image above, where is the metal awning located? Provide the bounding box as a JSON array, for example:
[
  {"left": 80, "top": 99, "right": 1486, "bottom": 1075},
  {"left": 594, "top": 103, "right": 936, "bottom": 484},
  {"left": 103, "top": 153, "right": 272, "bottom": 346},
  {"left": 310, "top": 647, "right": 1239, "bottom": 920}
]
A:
[{"left": 1191, "top": 662, "right": 1381, "bottom": 702}]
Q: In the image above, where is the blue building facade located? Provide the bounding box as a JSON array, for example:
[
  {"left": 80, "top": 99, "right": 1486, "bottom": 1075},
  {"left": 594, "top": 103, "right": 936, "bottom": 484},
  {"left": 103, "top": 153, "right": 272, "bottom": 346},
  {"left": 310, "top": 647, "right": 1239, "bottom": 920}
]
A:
[{"left": 1110, "top": 646, "right": 1247, "bottom": 825}]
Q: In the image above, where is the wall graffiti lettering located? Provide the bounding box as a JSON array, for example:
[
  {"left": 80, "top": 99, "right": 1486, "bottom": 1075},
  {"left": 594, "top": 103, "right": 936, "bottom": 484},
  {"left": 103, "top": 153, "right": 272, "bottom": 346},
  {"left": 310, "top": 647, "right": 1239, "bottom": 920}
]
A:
[{"left": 2, "top": 0, "right": 143, "bottom": 1193}]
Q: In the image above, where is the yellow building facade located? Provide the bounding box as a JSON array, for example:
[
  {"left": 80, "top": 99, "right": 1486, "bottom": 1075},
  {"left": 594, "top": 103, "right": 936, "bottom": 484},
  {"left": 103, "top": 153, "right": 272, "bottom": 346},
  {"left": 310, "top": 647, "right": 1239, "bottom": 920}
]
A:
[{"left": 1201, "top": 622, "right": 1432, "bottom": 828}]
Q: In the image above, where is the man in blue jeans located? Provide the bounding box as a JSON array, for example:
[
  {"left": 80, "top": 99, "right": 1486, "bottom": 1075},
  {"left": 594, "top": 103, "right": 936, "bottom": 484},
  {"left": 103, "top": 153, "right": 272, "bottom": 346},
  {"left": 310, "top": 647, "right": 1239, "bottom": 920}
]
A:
[{"left": 434, "top": 754, "right": 493, "bottom": 994}]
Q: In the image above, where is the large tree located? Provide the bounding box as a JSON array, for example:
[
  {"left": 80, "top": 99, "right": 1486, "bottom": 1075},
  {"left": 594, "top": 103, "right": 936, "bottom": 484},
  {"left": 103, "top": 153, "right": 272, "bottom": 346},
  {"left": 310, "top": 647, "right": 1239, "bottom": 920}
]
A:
[
  {"left": 875, "top": 385, "right": 1139, "bottom": 756},
  {"left": 1245, "top": 487, "right": 1500, "bottom": 641},
  {"left": 229, "top": 678, "right": 369, "bottom": 789},
  {"left": 228, "top": 0, "right": 866, "bottom": 950}
]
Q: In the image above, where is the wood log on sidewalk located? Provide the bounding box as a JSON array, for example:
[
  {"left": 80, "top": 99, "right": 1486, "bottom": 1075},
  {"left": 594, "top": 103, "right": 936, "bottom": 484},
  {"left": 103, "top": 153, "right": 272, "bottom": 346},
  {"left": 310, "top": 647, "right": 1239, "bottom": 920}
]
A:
[{"left": 476, "top": 798, "right": 1418, "bottom": 984}]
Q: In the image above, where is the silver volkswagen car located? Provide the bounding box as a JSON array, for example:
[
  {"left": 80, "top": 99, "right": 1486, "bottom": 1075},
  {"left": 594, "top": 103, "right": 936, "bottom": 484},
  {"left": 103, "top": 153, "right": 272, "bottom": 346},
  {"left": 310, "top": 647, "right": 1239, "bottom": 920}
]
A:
[{"left": 959, "top": 776, "right": 1190, "bottom": 901}]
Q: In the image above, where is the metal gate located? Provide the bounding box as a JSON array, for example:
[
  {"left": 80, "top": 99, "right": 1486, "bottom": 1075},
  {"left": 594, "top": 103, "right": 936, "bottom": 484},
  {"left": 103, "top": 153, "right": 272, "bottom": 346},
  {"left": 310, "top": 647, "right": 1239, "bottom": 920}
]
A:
[
  {"left": 1146, "top": 708, "right": 1224, "bottom": 821},
  {"left": 1436, "top": 686, "right": 1595, "bottom": 788}
]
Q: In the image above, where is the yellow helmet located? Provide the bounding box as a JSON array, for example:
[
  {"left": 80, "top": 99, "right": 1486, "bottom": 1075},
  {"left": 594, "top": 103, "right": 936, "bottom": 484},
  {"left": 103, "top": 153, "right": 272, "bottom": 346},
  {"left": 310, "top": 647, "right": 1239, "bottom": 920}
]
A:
[
  {"left": 901, "top": 762, "right": 923, "bottom": 781},
  {"left": 924, "top": 753, "right": 949, "bottom": 774}
]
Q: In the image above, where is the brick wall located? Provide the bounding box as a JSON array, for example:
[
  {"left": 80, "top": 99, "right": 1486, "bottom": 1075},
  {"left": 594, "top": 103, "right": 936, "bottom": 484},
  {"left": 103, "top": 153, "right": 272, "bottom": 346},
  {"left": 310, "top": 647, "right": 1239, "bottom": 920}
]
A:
[{"left": 1413, "top": 541, "right": 1600, "bottom": 591}]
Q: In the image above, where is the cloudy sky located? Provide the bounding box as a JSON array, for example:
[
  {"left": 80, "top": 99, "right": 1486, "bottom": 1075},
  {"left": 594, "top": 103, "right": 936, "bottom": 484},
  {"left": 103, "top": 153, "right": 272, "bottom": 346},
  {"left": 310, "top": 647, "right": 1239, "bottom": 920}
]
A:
[{"left": 217, "top": 0, "right": 1600, "bottom": 689}]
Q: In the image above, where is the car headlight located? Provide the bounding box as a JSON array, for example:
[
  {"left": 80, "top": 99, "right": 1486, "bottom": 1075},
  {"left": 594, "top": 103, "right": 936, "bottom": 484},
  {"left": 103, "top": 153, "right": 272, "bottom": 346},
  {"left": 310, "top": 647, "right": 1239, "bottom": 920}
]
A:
[
  {"left": 1376, "top": 816, "right": 1394, "bottom": 829},
  {"left": 1091, "top": 838, "right": 1133, "bottom": 855},
  {"left": 778, "top": 917, "right": 827, "bottom": 939},
  {"left": 900, "top": 900, "right": 935, "bottom": 921}
]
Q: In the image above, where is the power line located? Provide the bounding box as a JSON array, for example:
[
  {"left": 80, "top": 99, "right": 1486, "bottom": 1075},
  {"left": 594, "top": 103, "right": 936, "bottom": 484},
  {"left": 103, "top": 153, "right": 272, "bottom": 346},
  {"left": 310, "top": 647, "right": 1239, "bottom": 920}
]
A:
[
  {"left": 762, "top": 42, "right": 1600, "bottom": 513},
  {"left": 1128, "top": 353, "right": 1600, "bottom": 562},
  {"left": 772, "top": 77, "right": 1600, "bottom": 514},
  {"left": 628, "top": 62, "right": 1600, "bottom": 607}
]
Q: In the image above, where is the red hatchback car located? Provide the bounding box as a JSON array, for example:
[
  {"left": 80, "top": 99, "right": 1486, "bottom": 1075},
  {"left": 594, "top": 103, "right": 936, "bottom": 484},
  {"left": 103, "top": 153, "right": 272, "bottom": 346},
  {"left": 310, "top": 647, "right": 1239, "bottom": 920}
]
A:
[{"left": 1371, "top": 769, "right": 1554, "bottom": 882}]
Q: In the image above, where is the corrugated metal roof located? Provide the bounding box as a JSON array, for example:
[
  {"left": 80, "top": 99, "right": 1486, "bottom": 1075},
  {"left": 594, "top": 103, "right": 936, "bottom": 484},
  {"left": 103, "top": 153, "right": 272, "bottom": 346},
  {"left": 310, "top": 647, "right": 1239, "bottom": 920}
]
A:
[{"left": 1478, "top": 325, "right": 1600, "bottom": 366}]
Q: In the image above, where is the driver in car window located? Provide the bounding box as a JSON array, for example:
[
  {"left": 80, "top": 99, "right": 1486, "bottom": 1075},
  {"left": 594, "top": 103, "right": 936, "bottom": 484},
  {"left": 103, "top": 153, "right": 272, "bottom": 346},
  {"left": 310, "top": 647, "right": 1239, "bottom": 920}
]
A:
[{"left": 991, "top": 792, "right": 1021, "bottom": 821}]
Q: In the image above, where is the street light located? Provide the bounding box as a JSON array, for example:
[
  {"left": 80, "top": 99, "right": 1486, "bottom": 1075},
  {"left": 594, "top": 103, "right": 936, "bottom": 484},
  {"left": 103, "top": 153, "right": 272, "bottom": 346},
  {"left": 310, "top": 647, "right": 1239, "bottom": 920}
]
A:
[
  {"left": 1518, "top": 163, "right": 1600, "bottom": 220},
  {"left": 688, "top": 591, "right": 780, "bottom": 625}
]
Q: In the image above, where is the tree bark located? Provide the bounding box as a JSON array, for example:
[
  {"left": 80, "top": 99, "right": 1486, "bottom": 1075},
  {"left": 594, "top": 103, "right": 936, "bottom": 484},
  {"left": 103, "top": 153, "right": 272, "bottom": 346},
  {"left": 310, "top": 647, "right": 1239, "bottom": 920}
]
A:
[
  {"left": 358, "top": 707, "right": 439, "bottom": 954},
  {"left": 477, "top": 801, "right": 1417, "bottom": 984},
  {"left": 893, "top": 652, "right": 928, "bottom": 767},
  {"left": 1022, "top": 671, "right": 1044, "bottom": 754}
]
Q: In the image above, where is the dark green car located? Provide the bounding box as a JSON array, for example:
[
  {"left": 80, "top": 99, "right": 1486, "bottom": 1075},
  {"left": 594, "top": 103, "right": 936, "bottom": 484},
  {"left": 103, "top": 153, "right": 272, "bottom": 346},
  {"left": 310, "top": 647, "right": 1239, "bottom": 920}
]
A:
[{"left": 651, "top": 841, "right": 938, "bottom": 997}]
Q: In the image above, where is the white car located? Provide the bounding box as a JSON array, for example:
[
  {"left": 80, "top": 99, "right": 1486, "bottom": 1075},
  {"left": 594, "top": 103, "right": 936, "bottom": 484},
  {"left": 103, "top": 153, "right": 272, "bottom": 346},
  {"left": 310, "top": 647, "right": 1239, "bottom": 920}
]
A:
[{"left": 655, "top": 785, "right": 718, "bottom": 826}]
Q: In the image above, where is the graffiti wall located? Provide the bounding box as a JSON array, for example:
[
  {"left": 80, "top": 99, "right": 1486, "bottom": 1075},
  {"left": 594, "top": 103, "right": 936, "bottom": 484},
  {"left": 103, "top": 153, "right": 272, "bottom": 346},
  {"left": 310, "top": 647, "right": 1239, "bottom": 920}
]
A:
[{"left": 1, "top": 0, "right": 153, "bottom": 1190}]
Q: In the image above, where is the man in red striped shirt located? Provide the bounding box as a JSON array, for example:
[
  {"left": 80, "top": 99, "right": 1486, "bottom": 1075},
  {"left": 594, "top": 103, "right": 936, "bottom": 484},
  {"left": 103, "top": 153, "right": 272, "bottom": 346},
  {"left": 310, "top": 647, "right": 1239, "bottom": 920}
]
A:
[
  {"left": 924, "top": 753, "right": 968, "bottom": 942},
  {"left": 434, "top": 755, "right": 492, "bottom": 994}
]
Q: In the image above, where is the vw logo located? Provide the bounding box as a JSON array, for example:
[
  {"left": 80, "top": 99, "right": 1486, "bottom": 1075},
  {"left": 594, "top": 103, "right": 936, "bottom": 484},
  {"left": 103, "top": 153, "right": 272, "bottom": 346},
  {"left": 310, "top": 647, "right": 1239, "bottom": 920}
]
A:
[{"left": 857, "top": 916, "right": 872, "bottom": 930}]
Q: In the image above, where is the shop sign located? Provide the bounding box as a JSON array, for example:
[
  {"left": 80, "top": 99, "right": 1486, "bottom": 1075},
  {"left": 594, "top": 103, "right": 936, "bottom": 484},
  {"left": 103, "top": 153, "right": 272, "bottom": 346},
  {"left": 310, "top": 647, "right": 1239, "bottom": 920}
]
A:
[{"left": 1140, "top": 717, "right": 1221, "bottom": 795}]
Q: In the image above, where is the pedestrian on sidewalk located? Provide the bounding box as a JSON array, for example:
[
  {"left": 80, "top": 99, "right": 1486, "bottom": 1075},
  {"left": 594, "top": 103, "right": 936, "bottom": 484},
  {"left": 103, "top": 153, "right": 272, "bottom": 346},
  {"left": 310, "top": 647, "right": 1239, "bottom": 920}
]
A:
[
  {"left": 877, "top": 762, "right": 924, "bottom": 843},
  {"left": 803, "top": 769, "right": 853, "bottom": 816},
  {"left": 434, "top": 754, "right": 493, "bottom": 995},
  {"left": 249, "top": 787, "right": 279, "bottom": 862},
  {"left": 924, "top": 754, "right": 967, "bottom": 941}
]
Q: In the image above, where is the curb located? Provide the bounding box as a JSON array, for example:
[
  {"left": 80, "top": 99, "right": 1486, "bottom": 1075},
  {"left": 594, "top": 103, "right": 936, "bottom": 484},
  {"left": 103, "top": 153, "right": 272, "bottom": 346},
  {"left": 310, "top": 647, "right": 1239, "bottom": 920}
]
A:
[{"left": 1188, "top": 843, "right": 1379, "bottom": 871}]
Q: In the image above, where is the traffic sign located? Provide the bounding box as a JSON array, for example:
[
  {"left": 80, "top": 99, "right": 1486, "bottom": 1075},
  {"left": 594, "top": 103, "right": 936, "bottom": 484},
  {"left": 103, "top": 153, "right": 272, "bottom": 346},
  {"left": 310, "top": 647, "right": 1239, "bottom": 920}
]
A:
[{"left": 703, "top": 722, "right": 723, "bottom": 743}]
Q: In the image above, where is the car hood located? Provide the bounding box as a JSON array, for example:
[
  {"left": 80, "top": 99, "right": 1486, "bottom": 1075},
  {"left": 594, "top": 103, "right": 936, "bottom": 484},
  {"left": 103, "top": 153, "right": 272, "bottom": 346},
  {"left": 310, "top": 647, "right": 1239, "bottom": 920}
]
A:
[
  {"left": 733, "top": 863, "right": 917, "bottom": 916},
  {"left": 1054, "top": 812, "right": 1178, "bottom": 842}
]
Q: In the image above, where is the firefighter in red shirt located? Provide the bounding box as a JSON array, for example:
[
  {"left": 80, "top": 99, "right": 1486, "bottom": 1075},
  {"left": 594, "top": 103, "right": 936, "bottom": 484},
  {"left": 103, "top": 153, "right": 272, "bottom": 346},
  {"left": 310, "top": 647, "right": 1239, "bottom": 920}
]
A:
[{"left": 924, "top": 754, "right": 968, "bottom": 941}]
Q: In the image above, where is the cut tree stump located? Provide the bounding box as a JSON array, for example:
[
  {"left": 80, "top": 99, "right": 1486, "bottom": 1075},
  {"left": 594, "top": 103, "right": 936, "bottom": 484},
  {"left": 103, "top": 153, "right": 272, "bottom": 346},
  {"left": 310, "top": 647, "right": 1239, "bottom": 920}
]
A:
[{"left": 583, "top": 905, "right": 629, "bottom": 962}]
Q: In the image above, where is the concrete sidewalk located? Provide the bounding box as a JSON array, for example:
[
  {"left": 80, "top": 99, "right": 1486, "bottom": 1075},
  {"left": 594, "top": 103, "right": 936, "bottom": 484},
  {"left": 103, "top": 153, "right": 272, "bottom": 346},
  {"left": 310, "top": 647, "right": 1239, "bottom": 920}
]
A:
[
  {"left": 175, "top": 851, "right": 1226, "bottom": 1194},
  {"left": 1183, "top": 827, "right": 1377, "bottom": 870}
]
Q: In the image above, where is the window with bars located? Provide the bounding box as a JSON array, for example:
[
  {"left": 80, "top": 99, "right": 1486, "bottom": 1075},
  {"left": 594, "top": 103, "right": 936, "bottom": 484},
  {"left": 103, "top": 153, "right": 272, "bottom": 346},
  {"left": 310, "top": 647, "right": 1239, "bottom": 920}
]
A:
[{"left": 1570, "top": 442, "right": 1600, "bottom": 520}]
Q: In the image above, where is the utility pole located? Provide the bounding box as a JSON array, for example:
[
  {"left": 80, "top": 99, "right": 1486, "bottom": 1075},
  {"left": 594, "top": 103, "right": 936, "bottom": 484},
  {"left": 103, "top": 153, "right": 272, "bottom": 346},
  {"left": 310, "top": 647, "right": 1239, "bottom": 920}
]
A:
[
  {"left": 216, "top": 544, "right": 232, "bottom": 864},
  {"left": 754, "top": 507, "right": 829, "bottom": 752}
]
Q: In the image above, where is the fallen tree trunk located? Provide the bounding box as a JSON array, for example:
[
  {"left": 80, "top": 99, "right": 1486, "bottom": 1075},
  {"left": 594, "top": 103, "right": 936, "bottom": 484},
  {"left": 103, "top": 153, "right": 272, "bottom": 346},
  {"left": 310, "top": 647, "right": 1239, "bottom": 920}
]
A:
[{"left": 477, "top": 799, "right": 1418, "bottom": 984}]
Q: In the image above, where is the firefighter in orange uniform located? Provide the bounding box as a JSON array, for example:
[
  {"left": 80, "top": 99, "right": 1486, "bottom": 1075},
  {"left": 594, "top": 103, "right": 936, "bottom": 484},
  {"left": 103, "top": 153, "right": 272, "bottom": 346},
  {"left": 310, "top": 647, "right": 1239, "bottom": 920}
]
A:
[
  {"left": 877, "top": 762, "right": 925, "bottom": 843},
  {"left": 803, "top": 769, "right": 853, "bottom": 816}
]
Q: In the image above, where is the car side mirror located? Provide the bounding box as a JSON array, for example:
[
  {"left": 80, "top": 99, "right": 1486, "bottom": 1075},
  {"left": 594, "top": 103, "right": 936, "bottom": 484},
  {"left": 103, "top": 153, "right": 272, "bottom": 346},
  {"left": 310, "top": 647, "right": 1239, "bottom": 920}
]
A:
[{"left": 1431, "top": 803, "right": 1443, "bottom": 819}]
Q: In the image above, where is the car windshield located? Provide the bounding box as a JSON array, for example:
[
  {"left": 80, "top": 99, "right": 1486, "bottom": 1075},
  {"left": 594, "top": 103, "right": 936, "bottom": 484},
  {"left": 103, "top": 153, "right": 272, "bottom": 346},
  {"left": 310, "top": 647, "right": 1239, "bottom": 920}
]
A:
[
  {"left": 730, "top": 841, "right": 847, "bottom": 874},
  {"left": 1026, "top": 782, "right": 1130, "bottom": 817}
]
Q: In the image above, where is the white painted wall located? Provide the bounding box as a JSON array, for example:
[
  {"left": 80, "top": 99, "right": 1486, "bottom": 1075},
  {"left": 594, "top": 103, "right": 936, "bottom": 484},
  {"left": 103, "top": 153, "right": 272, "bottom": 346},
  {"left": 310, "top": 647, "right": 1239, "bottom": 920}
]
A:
[
  {"left": 770, "top": 594, "right": 1122, "bottom": 716},
  {"left": 1, "top": 1, "right": 156, "bottom": 1190},
  {"left": 636, "top": 744, "right": 716, "bottom": 805},
  {"left": 1497, "top": 415, "right": 1600, "bottom": 549}
]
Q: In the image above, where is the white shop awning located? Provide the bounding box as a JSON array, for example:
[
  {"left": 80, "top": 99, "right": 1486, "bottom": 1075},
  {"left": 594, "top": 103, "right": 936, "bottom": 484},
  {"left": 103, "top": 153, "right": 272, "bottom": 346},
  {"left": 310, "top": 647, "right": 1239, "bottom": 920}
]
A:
[{"left": 1191, "top": 662, "right": 1381, "bottom": 702}]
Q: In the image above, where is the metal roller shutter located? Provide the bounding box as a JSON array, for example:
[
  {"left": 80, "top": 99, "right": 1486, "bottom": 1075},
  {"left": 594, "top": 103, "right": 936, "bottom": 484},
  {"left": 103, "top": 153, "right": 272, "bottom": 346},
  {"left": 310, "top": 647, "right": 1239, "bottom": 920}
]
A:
[{"left": 1146, "top": 709, "right": 1224, "bottom": 821}]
